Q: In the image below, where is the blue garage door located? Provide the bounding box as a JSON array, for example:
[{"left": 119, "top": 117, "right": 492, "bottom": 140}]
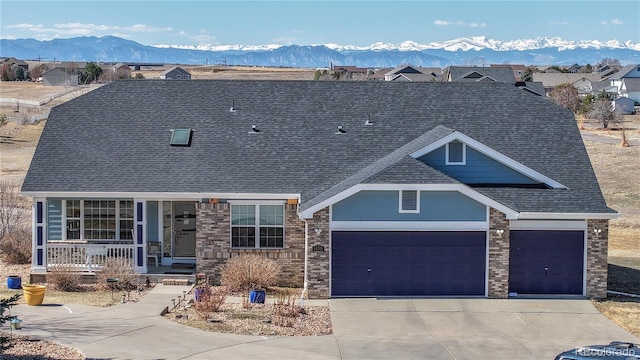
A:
[
  {"left": 509, "top": 230, "right": 584, "bottom": 295},
  {"left": 331, "top": 231, "right": 486, "bottom": 297}
]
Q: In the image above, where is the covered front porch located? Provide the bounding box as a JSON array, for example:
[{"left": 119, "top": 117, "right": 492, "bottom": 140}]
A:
[{"left": 30, "top": 198, "right": 198, "bottom": 276}]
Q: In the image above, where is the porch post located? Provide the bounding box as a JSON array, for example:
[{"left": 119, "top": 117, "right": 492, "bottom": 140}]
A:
[
  {"left": 31, "top": 198, "right": 47, "bottom": 273},
  {"left": 134, "top": 199, "right": 146, "bottom": 273}
]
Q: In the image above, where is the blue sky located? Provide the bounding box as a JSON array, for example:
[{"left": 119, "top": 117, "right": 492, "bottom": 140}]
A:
[{"left": 1, "top": 1, "right": 639, "bottom": 46}]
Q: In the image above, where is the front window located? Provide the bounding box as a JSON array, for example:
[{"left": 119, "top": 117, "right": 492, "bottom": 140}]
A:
[
  {"left": 231, "top": 204, "right": 284, "bottom": 248},
  {"left": 63, "top": 200, "right": 133, "bottom": 241}
]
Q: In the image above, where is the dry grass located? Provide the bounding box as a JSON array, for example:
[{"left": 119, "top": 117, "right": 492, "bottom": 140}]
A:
[
  {"left": 0, "top": 288, "right": 118, "bottom": 307},
  {"left": 592, "top": 298, "right": 640, "bottom": 338}
]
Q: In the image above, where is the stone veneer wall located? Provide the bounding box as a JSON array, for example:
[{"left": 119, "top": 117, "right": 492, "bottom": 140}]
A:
[
  {"left": 488, "top": 208, "right": 510, "bottom": 298},
  {"left": 305, "top": 207, "right": 330, "bottom": 298},
  {"left": 195, "top": 202, "right": 305, "bottom": 288},
  {"left": 586, "top": 219, "right": 609, "bottom": 299}
]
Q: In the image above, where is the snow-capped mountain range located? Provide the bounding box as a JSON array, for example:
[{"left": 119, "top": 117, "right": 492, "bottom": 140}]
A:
[
  {"left": 156, "top": 36, "right": 640, "bottom": 52},
  {"left": 1, "top": 35, "right": 638, "bottom": 67}
]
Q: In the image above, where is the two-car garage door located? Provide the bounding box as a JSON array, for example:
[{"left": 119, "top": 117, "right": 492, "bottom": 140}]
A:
[
  {"left": 331, "top": 230, "right": 585, "bottom": 297},
  {"left": 331, "top": 231, "right": 486, "bottom": 297}
]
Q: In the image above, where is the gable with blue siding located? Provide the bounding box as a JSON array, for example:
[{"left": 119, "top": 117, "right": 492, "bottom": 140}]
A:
[
  {"left": 332, "top": 190, "right": 486, "bottom": 222},
  {"left": 419, "top": 143, "right": 538, "bottom": 184}
]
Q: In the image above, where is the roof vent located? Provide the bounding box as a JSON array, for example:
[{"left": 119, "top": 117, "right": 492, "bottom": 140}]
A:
[
  {"left": 365, "top": 115, "right": 373, "bottom": 126},
  {"left": 335, "top": 125, "right": 346, "bottom": 134},
  {"left": 249, "top": 124, "right": 260, "bottom": 133},
  {"left": 229, "top": 101, "right": 237, "bottom": 113}
]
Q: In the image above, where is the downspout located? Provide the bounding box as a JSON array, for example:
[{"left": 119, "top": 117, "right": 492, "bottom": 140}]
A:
[{"left": 298, "top": 205, "right": 309, "bottom": 305}]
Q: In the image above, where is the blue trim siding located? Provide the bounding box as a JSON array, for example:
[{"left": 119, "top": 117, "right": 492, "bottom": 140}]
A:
[
  {"left": 420, "top": 145, "right": 538, "bottom": 184},
  {"left": 147, "top": 201, "right": 159, "bottom": 241},
  {"left": 37, "top": 227, "right": 43, "bottom": 246},
  {"left": 332, "top": 190, "right": 486, "bottom": 221},
  {"left": 47, "top": 200, "right": 63, "bottom": 240},
  {"left": 36, "top": 202, "right": 43, "bottom": 224}
]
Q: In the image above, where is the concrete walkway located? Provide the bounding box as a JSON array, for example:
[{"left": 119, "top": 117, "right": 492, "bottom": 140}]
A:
[{"left": 11, "top": 286, "right": 640, "bottom": 360}]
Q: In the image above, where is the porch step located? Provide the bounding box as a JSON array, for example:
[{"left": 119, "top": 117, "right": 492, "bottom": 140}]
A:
[
  {"left": 161, "top": 278, "right": 191, "bottom": 286},
  {"left": 140, "top": 273, "right": 195, "bottom": 286}
]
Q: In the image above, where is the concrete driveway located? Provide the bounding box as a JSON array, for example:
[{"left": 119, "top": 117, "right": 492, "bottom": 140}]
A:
[
  {"left": 11, "top": 285, "right": 640, "bottom": 360},
  {"left": 330, "top": 298, "right": 640, "bottom": 360}
]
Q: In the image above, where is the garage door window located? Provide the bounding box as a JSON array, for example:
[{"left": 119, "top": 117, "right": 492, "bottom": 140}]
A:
[
  {"left": 399, "top": 190, "right": 420, "bottom": 213},
  {"left": 231, "top": 204, "right": 284, "bottom": 248}
]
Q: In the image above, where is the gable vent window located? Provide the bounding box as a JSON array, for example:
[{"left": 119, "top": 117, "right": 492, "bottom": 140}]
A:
[
  {"left": 446, "top": 141, "right": 466, "bottom": 165},
  {"left": 170, "top": 128, "right": 193, "bottom": 147},
  {"left": 399, "top": 190, "right": 420, "bottom": 213}
]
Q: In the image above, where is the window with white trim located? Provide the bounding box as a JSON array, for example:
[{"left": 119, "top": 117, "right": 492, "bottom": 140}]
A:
[
  {"left": 231, "top": 204, "right": 284, "bottom": 248},
  {"left": 64, "top": 200, "right": 133, "bottom": 241},
  {"left": 446, "top": 140, "right": 466, "bottom": 165},
  {"left": 399, "top": 190, "right": 420, "bottom": 213}
]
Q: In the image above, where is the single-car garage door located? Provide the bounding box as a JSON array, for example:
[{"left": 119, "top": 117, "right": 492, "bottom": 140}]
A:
[
  {"left": 509, "top": 230, "right": 584, "bottom": 295},
  {"left": 331, "top": 231, "right": 486, "bottom": 297}
]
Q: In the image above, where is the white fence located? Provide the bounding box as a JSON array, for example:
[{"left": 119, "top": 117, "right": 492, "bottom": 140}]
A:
[{"left": 47, "top": 243, "right": 135, "bottom": 272}]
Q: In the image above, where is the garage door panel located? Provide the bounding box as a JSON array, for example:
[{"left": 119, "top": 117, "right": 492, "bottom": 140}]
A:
[
  {"left": 332, "top": 231, "right": 486, "bottom": 297},
  {"left": 509, "top": 230, "right": 584, "bottom": 295}
]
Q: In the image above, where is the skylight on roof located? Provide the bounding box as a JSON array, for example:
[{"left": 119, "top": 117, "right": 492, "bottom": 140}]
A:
[{"left": 170, "top": 128, "right": 192, "bottom": 146}]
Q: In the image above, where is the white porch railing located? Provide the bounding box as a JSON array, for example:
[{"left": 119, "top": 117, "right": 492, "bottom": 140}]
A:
[{"left": 47, "top": 242, "right": 135, "bottom": 273}]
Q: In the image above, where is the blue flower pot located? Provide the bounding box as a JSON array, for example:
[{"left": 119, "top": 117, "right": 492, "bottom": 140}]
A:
[{"left": 7, "top": 276, "right": 21, "bottom": 290}]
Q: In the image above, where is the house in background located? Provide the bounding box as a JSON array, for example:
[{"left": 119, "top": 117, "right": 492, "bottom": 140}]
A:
[
  {"left": 110, "top": 63, "right": 131, "bottom": 79},
  {"left": 384, "top": 66, "right": 441, "bottom": 82},
  {"left": 532, "top": 73, "right": 604, "bottom": 97},
  {"left": 445, "top": 66, "right": 516, "bottom": 84},
  {"left": 490, "top": 64, "right": 526, "bottom": 81},
  {"left": 609, "top": 64, "right": 640, "bottom": 103},
  {"left": 22, "top": 80, "right": 616, "bottom": 299},
  {"left": 41, "top": 67, "right": 81, "bottom": 86},
  {"left": 331, "top": 65, "right": 370, "bottom": 79},
  {"left": 2, "top": 57, "right": 29, "bottom": 72},
  {"left": 160, "top": 66, "right": 192, "bottom": 80}
]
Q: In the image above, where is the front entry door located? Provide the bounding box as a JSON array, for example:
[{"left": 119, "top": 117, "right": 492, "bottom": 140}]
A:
[{"left": 173, "top": 202, "right": 196, "bottom": 258}]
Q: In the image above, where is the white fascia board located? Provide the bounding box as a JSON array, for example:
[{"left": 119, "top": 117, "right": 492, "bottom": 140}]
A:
[
  {"left": 331, "top": 221, "right": 488, "bottom": 231},
  {"left": 517, "top": 212, "right": 620, "bottom": 220},
  {"left": 509, "top": 220, "right": 587, "bottom": 230},
  {"left": 298, "top": 183, "right": 518, "bottom": 220},
  {"left": 20, "top": 191, "right": 300, "bottom": 201},
  {"left": 409, "top": 131, "right": 567, "bottom": 189}
]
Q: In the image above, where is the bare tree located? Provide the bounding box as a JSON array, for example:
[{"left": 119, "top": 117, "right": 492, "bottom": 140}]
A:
[
  {"left": 0, "top": 181, "right": 28, "bottom": 239},
  {"left": 586, "top": 98, "right": 622, "bottom": 129},
  {"left": 549, "top": 83, "right": 580, "bottom": 113}
]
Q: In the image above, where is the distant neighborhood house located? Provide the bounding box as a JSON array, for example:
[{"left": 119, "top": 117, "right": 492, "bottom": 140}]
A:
[
  {"left": 42, "top": 67, "right": 81, "bottom": 86},
  {"left": 609, "top": 64, "right": 640, "bottom": 103},
  {"left": 160, "top": 66, "right": 192, "bottom": 80}
]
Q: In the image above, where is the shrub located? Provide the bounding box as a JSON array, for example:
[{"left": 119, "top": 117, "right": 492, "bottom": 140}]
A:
[
  {"left": 193, "top": 286, "right": 228, "bottom": 318},
  {"left": 271, "top": 287, "right": 304, "bottom": 327},
  {"left": 48, "top": 266, "right": 82, "bottom": 292},
  {"left": 95, "top": 257, "right": 138, "bottom": 291},
  {"left": 0, "top": 180, "right": 28, "bottom": 239},
  {"left": 220, "top": 254, "right": 281, "bottom": 293},
  {"left": 0, "top": 227, "right": 31, "bottom": 264}
]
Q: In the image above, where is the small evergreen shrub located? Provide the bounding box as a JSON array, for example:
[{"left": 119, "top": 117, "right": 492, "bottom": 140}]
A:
[{"left": 220, "top": 254, "right": 281, "bottom": 293}]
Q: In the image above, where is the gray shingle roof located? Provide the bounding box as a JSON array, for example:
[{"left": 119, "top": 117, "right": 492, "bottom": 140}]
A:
[
  {"left": 22, "top": 80, "right": 614, "bottom": 215},
  {"left": 448, "top": 66, "right": 516, "bottom": 84}
]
